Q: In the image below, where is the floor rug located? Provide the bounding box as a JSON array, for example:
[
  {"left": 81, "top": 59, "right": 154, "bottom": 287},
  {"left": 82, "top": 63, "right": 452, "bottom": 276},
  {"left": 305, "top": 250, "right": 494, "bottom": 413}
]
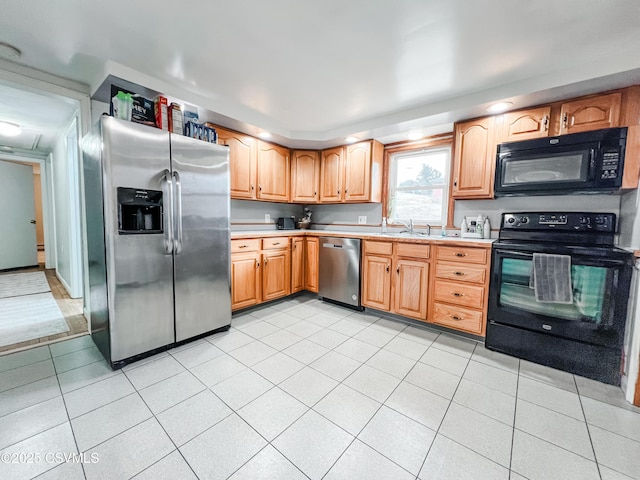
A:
[
  {"left": 0, "top": 271, "right": 51, "bottom": 299},
  {"left": 0, "top": 292, "right": 69, "bottom": 347}
]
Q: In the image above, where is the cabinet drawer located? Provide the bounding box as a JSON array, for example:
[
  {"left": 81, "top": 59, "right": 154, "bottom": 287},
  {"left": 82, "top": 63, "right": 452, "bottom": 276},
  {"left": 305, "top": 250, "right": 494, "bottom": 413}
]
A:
[
  {"left": 231, "top": 239, "right": 261, "bottom": 253},
  {"left": 364, "top": 241, "right": 393, "bottom": 256},
  {"left": 437, "top": 246, "right": 488, "bottom": 264},
  {"left": 432, "top": 302, "right": 483, "bottom": 335},
  {"left": 396, "top": 243, "right": 430, "bottom": 259},
  {"left": 262, "top": 238, "right": 290, "bottom": 250},
  {"left": 433, "top": 279, "right": 485, "bottom": 309},
  {"left": 435, "top": 263, "right": 486, "bottom": 284}
]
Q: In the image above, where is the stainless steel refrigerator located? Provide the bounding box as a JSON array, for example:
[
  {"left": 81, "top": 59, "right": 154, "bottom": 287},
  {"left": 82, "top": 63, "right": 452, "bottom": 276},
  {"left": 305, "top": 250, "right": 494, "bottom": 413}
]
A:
[{"left": 82, "top": 116, "right": 231, "bottom": 368}]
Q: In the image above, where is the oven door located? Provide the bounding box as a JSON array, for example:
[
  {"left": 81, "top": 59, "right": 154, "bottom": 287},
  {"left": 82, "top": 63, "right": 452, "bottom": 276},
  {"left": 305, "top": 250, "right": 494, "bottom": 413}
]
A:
[{"left": 488, "top": 245, "right": 632, "bottom": 348}]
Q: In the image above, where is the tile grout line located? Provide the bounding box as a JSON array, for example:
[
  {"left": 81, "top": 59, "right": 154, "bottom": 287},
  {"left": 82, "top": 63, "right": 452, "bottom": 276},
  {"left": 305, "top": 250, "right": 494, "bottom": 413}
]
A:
[
  {"left": 574, "top": 374, "right": 604, "bottom": 480},
  {"left": 508, "top": 359, "right": 521, "bottom": 479}
]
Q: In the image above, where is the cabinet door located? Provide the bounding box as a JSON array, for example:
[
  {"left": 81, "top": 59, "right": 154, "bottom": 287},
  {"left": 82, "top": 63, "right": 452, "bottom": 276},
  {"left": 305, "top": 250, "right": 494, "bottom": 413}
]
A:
[
  {"left": 394, "top": 259, "right": 428, "bottom": 320},
  {"left": 344, "top": 141, "right": 371, "bottom": 202},
  {"left": 452, "top": 117, "right": 496, "bottom": 199},
  {"left": 304, "top": 237, "right": 319, "bottom": 292},
  {"left": 501, "top": 107, "right": 551, "bottom": 142},
  {"left": 231, "top": 252, "right": 261, "bottom": 310},
  {"left": 320, "top": 147, "right": 344, "bottom": 202},
  {"left": 560, "top": 92, "right": 621, "bottom": 134},
  {"left": 362, "top": 255, "right": 391, "bottom": 311},
  {"left": 291, "top": 150, "right": 320, "bottom": 203},
  {"left": 262, "top": 249, "right": 291, "bottom": 301},
  {"left": 291, "top": 237, "right": 304, "bottom": 293},
  {"left": 257, "top": 141, "right": 290, "bottom": 202},
  {"left": 217, "top": 127, "right": 257, "bottom": 199}
]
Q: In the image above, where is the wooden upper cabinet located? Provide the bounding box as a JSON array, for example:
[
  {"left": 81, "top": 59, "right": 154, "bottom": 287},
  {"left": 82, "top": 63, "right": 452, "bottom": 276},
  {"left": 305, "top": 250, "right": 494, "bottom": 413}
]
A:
[
  {"left": 291, "top": 150, "right": 320, "bottom": 203},
  {"left": 320, "top": 147, "right": 344, "bottom": 202},
  {"left": 344, "top": 142, "right": 372, "bottom": 201},
  {"left": 291, "top": 237, "right": 304, "bottom": 294},
  {"left": 257, "top": 141, "right": 290, "bottom": 202},
  {"left": 560, "top": 92, "right": 621, "bottom": 134},
  {"left": 217, "top": 127, "right": 257, "bottom": 199},
  {"left": 452, "top": 116, "right": 496, "bottom": 199},
  {"left": 501, "top": 106, "right": 551, "bottom": 143}
]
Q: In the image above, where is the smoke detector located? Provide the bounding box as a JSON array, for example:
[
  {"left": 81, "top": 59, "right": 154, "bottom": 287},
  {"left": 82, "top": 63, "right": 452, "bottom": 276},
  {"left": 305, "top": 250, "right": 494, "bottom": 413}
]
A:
[{"left": 0, "top": 42, "right": 22, "bottom": 60}]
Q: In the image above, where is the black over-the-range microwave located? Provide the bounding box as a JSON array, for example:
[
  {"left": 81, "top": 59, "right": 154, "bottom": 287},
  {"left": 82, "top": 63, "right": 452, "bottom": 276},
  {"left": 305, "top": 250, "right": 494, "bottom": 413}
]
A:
[{"left": 494, "top": 127, "right": 627, "bottom": 196}]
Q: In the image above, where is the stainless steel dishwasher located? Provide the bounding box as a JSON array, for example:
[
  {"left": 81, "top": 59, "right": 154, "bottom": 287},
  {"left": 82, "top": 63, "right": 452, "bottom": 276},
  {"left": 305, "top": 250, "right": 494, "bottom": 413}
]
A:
[{"left": 318, "top": 237, "right": 362, "bottom": 309}]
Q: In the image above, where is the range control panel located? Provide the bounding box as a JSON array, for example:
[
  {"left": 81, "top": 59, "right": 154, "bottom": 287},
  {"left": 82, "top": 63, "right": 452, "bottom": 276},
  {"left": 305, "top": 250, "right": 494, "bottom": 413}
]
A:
[{"left": 501, "top": 212, "right": 616, "bottom": 233}]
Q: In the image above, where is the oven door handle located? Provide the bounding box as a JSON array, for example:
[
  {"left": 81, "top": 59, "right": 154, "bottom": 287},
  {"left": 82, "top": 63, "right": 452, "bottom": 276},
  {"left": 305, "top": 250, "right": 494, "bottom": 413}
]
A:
[{"left": 494, "top": 249, "right": 534, "bottom": 259}]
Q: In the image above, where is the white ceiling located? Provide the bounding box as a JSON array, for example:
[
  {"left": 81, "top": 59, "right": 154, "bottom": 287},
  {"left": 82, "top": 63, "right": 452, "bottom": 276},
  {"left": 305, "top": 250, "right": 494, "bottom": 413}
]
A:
[
  {"left": 0, "top": 80, "right": 79, "bottom": 156},
  {"left": 1, "top": 0, "right": 640, "bottom": 148}
]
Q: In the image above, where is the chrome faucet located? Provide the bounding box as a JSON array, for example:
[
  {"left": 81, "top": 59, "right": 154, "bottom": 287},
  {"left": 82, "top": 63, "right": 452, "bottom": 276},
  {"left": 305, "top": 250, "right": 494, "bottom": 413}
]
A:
[
  {"left": 398, "top": 219, "right": 414, "bottom": 234},
  {"left": 425, "top": 224, "right": 431, "bottom": 236}
]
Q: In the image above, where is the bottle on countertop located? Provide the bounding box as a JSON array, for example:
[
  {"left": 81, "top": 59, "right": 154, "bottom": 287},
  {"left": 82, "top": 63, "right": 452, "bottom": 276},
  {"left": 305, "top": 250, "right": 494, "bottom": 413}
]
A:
[
  {"left": 483, "top": 217, "right": 491, "bottom": 239},
  {"left": 460, "top": 216, "right": 468, "bottom": 234},
  {"left": 476, "top": 215, "right": 484, "bottom": 238},
  {"left": 381, "top": 217, "right": 388, "bottom": 234}
]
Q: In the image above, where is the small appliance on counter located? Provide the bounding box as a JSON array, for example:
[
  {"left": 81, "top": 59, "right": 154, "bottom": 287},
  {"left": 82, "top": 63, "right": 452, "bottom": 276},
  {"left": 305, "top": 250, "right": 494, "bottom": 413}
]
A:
[
  {"left": 277, "top": 217, "right": 296, "bottom": 230},
  {"left": 296, "top": 207, "right": 313, "bottom": 229}
]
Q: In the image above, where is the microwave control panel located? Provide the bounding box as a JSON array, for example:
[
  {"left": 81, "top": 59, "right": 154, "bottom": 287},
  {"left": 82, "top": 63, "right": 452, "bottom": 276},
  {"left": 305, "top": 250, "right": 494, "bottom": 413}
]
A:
[
  {"left": 600, "top": 148, "right": 621, "bottom": 180},
  {"left": 502, "top": 213, "right": 615, "bottom": 233}
]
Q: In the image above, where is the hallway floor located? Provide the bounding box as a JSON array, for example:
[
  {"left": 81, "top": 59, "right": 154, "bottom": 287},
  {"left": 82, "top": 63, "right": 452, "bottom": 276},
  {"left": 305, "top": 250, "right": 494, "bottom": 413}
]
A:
[
  {"left": 1, "top": 294, "right": 639, "bottom": 479},
  {"left": 0, "top": 268, "right": 86, "bottom": 354}
]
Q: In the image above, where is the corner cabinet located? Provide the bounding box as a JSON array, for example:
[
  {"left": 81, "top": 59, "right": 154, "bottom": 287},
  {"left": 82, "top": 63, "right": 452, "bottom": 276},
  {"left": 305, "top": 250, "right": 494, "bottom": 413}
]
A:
[
  {"left": 291, "top": 150, "right": 320, "bottom": 203},
  {"left": 257, "top": 141, "right": 290, "bottom": 202},
  {"left": 216, "top": 127, "right": 257, "bottom": 199},
  {"left": 320, "top": 140, "right": 383, "bottom": 203},
  {"left": 559, "top": 92, "right": 621, "bottom": 135},
  {"left": 452, "top": 117, "right": 497, "bottom": 199}
]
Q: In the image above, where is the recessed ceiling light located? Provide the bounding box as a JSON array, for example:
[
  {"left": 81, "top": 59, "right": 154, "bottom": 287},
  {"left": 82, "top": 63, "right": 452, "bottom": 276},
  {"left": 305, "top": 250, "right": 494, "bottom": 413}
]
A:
[
  {"left": 344, "top": 136, "right": 358, "bottom": 144},
  {"left": 487, "top": 102, "right": 513, "bottom": 113},
  {"left": 258, "top": 131, "right": 272, "bottom": 139},
  {"left": 0, "top": 145, "right": 14, "bottom": 152},
  {"left": 0, "top": 42, "right": 21, "bottom": 60},
  {"left": 0, "top": 121, "right": 22, "bottom": 137},
  {"left": 407, "top": 130, "right": 424, "bottom": 140}
]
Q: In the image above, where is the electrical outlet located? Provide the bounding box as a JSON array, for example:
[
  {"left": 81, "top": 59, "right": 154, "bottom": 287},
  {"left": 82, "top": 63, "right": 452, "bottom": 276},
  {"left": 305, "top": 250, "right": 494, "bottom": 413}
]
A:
[
  {"left": 265, "top": 214, "right": 271, "bottom": 223},
  {"left": 358, "top": 216, "right": 367, "bottom": 224}
]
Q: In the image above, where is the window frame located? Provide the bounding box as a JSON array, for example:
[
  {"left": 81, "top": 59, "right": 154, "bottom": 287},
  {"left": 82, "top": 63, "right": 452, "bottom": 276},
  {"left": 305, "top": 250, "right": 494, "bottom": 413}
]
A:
[{"left": 384, "top": 136, "right": 453, "bottom": 227}]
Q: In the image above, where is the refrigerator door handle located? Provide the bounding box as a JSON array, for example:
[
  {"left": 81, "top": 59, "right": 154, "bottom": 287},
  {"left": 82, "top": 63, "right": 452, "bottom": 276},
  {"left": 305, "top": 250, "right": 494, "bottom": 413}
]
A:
[
  {"left": 162, "top": 169, "right": 174, "bottom": 254},
  {"left": 173, "top": 170, "right": 183, "bottom": 254}
]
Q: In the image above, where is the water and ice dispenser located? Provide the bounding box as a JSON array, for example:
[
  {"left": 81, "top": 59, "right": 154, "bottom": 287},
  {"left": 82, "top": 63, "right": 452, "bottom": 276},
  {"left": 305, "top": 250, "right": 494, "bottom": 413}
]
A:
[{"left": 117, "top": 187, "right": 163, "bottom": 234}]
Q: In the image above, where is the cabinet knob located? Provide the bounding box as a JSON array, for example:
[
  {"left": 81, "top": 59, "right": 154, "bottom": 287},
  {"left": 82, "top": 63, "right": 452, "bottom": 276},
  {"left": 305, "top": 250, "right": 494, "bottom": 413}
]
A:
[
  {"left": 264, "top": 258, "right": 268, "bottom": 266},
  {"left": 251, "top": 184, "right": 254, "bottom": 190},
  {"left": 239, "top": 245, "right": 248, "bottom": 249},
  {"left": 337, "top": 189, "right": 340, "bottom": 195},
  {"left": 453, "top": 271, "right": 465, "bottom": 276},
  {"left": 562, "top": 113, "right": 569, "bottom": 128},
  {"left": 386, "top": 264, "right": 390, "bottom": 273},
  {"left": 452, "top": 292, "right": 464, "bottom": 297},
  {"left": 451, "top": 315, "right": 463, "bottom": 321},
  {"left": 256, "top": 260, "right": 260, "bottom": 268},
  {"left": 455, "top": 253, "right": 466, "bottom": 257},
  {"left": 345, "top": 188, "right": 348, "bottom": 194},
  {"left": 396, "top": 266, "right": 400, "bottom": 275},
  {"left": 454, "top": 179, "right": 458, "bottom": 187},
  {"left": 542, "top": 115, "right": 549, "bottom": 132}
]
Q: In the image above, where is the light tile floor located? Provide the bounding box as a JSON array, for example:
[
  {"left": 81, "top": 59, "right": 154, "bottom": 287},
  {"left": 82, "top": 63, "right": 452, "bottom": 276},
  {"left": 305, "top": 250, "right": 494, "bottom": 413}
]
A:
[{"left": 1, "top": 294, "right": 640, "bottom": 480}]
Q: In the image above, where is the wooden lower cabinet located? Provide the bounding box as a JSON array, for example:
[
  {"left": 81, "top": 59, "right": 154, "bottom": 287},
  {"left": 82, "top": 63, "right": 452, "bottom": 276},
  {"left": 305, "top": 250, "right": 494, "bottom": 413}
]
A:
[
  {"left": 394, "top": 259, "right": 429, "bottom": 319},
  {"left": 291, "top": 237, "right": 304, "bottom": 293},
  {"left": 304, "top": 237, "right": 319, "bottom": 292},
  {"left": 231, "top": 252, "right": 261, "bottom": 310},
  {"left": 262, "top": 249, "right": 290, "bottom": 301},
  {"left": 429, "top": 245, "right": 491, "bottom": 336},
  {"left": 362, "top": 241, "right": 429, "bottom": 321},
  {"left": 362, "top": 255, "right": 392, "bottom": 311}
]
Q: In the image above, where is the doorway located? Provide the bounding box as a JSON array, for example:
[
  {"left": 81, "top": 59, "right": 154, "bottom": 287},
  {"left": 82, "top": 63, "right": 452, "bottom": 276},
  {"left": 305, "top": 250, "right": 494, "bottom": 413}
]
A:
[{"left": 0, "top": 70, "right": 90, "bottom": 354}]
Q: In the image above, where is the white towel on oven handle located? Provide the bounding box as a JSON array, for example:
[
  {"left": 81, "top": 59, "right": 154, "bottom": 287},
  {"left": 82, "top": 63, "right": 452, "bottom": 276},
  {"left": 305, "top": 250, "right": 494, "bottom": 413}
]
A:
[{"left": 530, "top": 253, "right": 573, "bottom": 304}]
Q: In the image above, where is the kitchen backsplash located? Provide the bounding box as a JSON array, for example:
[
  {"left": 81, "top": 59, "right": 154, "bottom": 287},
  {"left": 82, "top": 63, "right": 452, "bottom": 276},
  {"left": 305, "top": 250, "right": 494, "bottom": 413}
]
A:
[
  {"left": 231, "top": 199, "right": 303, "bottom": 231},
  {"left": 307, "top": 203, "right": 382, "bottom": 226}
]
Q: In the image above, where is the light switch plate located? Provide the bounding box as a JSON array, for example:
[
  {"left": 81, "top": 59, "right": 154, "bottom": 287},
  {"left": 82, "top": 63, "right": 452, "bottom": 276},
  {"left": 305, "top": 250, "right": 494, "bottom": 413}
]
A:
[
  {"left": 358, "top": 216, "right": 367, "bottom": 224},
  {"left": 265, "top": 214, "right": 271, "bottom": 223}
]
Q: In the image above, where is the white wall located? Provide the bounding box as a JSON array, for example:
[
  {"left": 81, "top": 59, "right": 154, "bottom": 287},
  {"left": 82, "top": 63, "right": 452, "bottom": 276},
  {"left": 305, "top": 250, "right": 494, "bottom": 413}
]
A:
[
  {"left": 51, "top": 117, "right": 83, "bottom": 298},
  {"left": 231, "top": 200, "right": 303, "bottom": 231}
]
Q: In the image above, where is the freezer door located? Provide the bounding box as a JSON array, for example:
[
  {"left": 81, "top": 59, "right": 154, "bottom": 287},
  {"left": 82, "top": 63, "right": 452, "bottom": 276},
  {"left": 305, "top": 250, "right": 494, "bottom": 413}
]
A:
[
  {"left": 101, "top": 117, "right": 175, "bottom": 362},
  {"left": 171, "top": 134, "right": 231, "bottom": 341}
]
